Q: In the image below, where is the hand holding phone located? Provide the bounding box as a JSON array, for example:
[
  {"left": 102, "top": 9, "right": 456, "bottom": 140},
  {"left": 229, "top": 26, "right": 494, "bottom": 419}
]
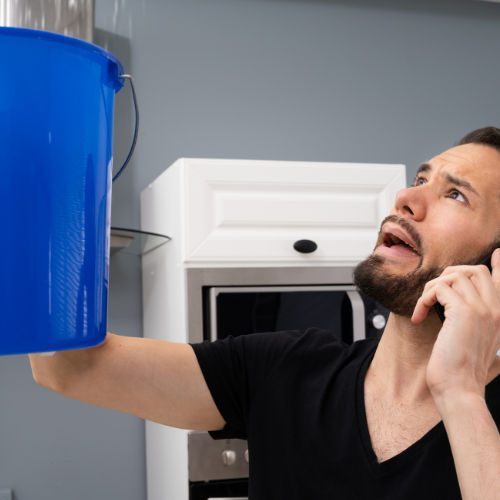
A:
[{"left": 434, "top": 252, "right": 495, "bottom": 323}]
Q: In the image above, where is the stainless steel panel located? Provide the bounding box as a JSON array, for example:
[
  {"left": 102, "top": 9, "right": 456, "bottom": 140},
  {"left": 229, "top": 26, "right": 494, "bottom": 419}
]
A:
[
  {"left": 1, "top": 0, "right": 93, "bottom": 42},
  {"left": 209, "top": 285, "right": 358, "bottom": 342},
  {"left": 186, "top": 266, "right": 355, "bottom": 343},
  {"left": 346, "top": 290, "right": 365, "bottom": 342},
  {"left": 189, "top": 431, "right": 249, "bottom": 482}
]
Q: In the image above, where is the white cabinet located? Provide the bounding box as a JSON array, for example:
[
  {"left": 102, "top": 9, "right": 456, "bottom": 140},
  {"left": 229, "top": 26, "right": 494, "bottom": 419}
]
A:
[{"left": 142, "top": 158, "right": 406, "bottom": 266}]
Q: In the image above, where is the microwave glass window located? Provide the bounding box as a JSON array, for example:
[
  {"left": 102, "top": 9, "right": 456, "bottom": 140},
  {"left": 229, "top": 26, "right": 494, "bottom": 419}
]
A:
[{"left": 213, "top": 291, "right": 355, "bottom": 344}]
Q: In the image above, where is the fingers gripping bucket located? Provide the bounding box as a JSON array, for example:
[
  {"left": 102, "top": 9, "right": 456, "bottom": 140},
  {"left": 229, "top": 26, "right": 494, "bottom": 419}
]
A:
[{"left": 0, "top": 28, "right": 132, "bottom": 355}]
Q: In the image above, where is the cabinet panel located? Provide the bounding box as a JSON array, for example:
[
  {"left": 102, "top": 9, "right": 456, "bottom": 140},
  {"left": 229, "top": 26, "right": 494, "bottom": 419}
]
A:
[
  {"left": 181, "top": 159, "right": 406, "bottom": 264},
  {"left": 215, "top": 191, "right": 378, "bottom": 227}
]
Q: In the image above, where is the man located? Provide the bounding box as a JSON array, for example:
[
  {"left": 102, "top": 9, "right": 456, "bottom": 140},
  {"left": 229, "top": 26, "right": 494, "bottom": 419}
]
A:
[{"left": 30, "top": 126, "right": 500, "bottom": 499}]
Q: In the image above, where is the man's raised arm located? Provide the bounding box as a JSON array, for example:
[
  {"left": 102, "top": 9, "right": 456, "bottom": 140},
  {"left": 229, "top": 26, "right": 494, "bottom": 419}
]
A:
[{"left": 28, "top": 333, "right": 226, "bottom": 431}]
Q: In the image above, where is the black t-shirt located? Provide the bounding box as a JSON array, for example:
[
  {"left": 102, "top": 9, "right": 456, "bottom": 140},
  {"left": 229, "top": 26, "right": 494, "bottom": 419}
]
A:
[{"left": 191, "top": 329, "right": 500, "bottom": 499}]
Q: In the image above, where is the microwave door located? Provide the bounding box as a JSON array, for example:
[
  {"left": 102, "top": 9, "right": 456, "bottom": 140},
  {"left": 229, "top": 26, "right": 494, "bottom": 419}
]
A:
[{"left": 208, "top": 286, "right": 365, "bottom": 344}]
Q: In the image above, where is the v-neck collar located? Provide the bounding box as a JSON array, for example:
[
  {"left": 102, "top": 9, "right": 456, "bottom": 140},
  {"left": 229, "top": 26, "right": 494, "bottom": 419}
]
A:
[{"left": 355, "top": 345, "right": 446, "bottom": 476}]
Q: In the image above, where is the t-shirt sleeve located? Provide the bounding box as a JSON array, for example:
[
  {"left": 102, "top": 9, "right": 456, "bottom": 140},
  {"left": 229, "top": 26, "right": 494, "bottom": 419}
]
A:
[{"left": 190, "top": 330, "right": 302, "bottom": 440}]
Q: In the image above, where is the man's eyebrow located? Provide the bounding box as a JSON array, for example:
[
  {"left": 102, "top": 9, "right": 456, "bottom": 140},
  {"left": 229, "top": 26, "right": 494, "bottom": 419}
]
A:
[
  {"left": 416, "top": 162, "right": 431, "bottom": 176},
  {"left": 414, "top": 162, "right": 479, "bottom": 196},
  {"left": 441, "top": 172, "right": 479, "bottom": 196}
]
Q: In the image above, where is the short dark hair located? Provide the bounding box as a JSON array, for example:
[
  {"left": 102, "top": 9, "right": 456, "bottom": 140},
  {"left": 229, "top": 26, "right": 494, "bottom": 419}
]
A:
[{"left": 456, "top": 126, "right": 500, "bottom": 155}]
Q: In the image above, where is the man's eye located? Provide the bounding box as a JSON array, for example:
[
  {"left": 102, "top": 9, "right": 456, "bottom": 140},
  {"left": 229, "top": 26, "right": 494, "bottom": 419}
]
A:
[
  {"left": 414, "top": 177, "right": 426, "bottom": 187},
  {"left": 449, "top": 190, "right": 466, "bottom": 203}
]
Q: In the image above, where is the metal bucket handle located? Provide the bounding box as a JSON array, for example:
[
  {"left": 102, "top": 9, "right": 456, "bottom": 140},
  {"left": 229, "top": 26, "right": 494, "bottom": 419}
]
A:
[{"left": 113, "top": 74, "right": 139, "bottom": 183}]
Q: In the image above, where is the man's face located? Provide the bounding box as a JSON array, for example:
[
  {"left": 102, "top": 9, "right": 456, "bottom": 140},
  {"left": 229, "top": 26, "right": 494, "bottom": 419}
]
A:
[{"left": 354, "top": 143, "right": 500, "bottom": 317}]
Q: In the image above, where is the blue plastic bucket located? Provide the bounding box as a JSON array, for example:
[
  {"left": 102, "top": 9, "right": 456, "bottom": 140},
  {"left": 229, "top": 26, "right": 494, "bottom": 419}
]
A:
[{"left": 0, "top": 28, "right": 125, "bottom": 355}]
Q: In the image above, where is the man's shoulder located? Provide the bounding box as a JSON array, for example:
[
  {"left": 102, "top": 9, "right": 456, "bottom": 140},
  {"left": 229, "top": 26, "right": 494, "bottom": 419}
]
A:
[
  {"left": 277, "top": 327, "right": 379, "bottom": 350},
  {"left": 239, "top": 327, "right": 378, "bottom": 349},
  {"left": 191, "top": 329, "right": 379, "bottom": 385},
  {"left": 251, "top": 328, "right": 380, "bottom": 367}
]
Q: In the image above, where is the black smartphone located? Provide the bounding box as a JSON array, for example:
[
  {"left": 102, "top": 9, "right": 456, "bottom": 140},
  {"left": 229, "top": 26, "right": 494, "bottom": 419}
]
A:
[{"left": 434, "top": 252, "right": 495, "bottom": 323}]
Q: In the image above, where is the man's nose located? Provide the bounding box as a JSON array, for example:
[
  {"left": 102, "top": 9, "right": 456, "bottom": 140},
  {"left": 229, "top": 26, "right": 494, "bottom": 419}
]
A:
[{"left": 393, "top": 186, "right": 426, "bottom": 220}]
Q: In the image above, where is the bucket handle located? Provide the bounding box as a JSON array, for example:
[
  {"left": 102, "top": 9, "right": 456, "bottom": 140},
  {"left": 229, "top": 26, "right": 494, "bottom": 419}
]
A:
[{"left": 113, "top": 75, "right": 139, "bottom": 183}]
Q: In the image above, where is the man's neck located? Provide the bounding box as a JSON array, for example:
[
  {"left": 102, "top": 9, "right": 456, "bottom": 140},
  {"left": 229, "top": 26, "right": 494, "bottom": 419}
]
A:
[{"left": 368, "top": 312, "right": 442, "bottom": 403}]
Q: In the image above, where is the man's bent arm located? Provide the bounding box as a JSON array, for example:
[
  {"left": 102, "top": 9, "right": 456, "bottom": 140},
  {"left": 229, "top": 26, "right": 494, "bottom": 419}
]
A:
[
  {"left": 29, "top": 333, "right": 226, "bottom": 431},
  {"left": 413, "top": 257, "right": 500, "bottom": 499},
  {"left": 435, "top": 390, "right": 500, "bottom": 500}
]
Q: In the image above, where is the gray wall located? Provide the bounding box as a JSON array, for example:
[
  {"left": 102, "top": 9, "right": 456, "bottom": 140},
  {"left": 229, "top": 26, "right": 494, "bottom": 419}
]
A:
[{"left": 2, "top": 0, "right": 500, "bottom": 499}]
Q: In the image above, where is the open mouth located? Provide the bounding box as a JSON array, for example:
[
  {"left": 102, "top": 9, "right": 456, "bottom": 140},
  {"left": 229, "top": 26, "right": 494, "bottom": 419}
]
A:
[{"left": 381, "top": 230, "right": 421, "bottom": 257}]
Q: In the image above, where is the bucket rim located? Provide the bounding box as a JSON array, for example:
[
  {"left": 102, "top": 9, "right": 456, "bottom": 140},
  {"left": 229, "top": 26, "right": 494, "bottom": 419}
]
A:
[{"left": 0, "top": 26, "right": 125, "bottom": 76}]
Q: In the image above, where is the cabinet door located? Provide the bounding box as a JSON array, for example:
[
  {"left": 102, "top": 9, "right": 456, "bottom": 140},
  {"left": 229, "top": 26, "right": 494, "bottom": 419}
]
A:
[{"left": 182, "top": 158, "right": 405, "bottom": 265}]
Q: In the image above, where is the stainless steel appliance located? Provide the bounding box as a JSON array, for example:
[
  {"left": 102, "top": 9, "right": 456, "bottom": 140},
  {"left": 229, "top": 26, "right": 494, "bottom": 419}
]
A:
[
  {"left": 208, "top": 286, "right": 385, "bottom": 344},
  {"left": 1, "top": 0, "right": 93, "bottom": 42}
]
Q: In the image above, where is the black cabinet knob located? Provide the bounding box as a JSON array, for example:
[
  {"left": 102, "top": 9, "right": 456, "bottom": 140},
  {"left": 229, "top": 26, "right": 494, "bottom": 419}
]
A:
[{"left": 293, "top": 240, "right": 317, "bottom": 254}]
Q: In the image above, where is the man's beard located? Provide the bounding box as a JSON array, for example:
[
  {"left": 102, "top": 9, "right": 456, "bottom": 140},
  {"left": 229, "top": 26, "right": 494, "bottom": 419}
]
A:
[
  {"left": 353, "top": 253, "right": 442, "bottom": 317},
  {"left": 353, "top": 216, "right": 499, "bottom": 318}
]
